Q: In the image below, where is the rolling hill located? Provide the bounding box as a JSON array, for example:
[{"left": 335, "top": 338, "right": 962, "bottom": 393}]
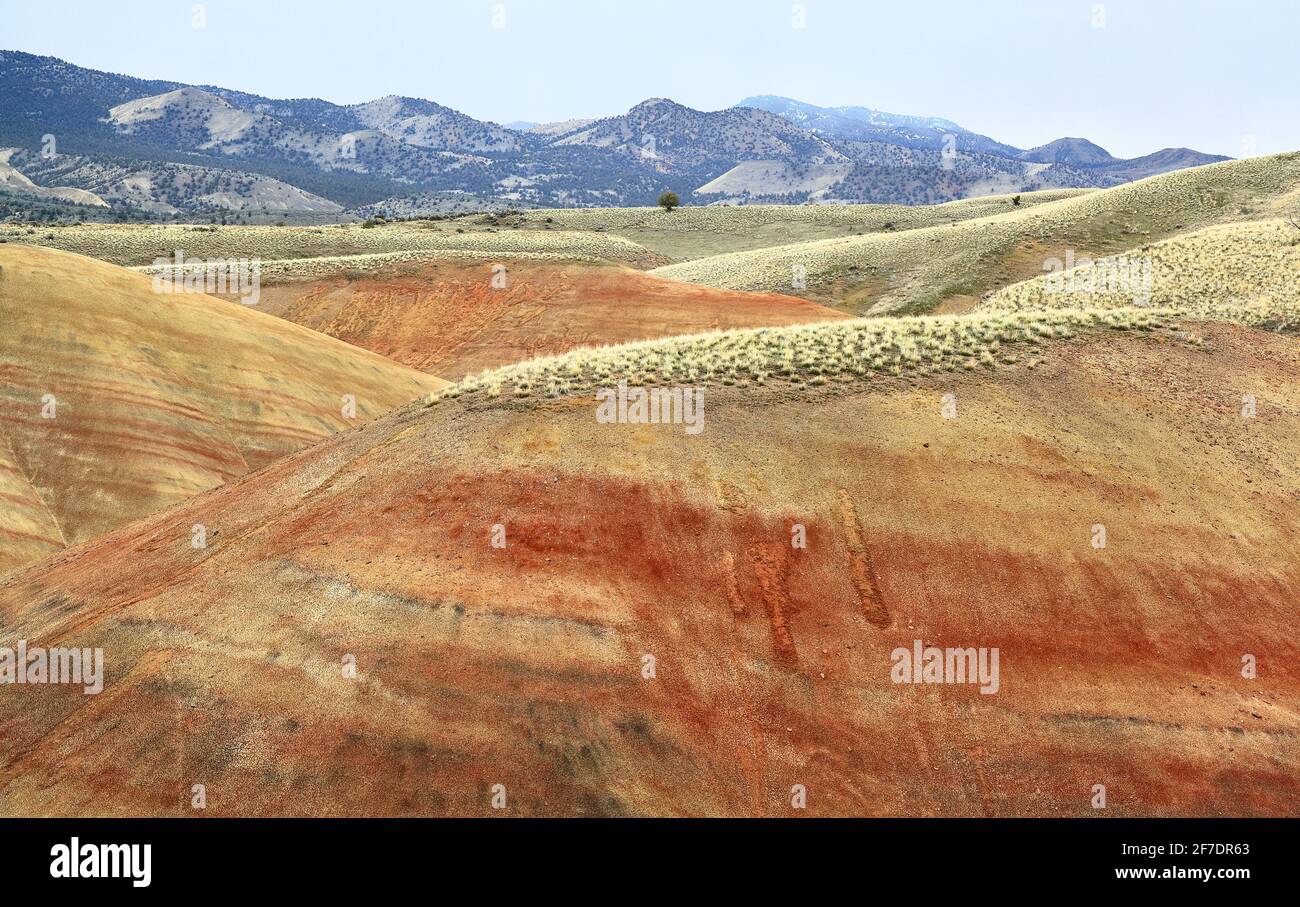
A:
[
  {"left": 1018, "top": 137, "right": 1228, "bottom": 181},
  {"left": 0, "top": 152, "right": 106, "bottom": 207},
  {"left": 0, "top": 220, "right": 662, "bottom": 268},
  {"left": 0, "top": 244, "right": 444, "bottom": 575},
  {"left": 493, "top": 189, "right": 1093, "bottom": 261},
  {"left": 0, "top": 309, "right": 1295, "bottom": 816},
  {"left": 1018, "top": 137, "right": 1117, "bottom": 165},
  {"left": 982, "top": 218, "right": 1300, "bottom": 314},
  {"left": 650, "top": 152, "right": 1300, "bottom": 314},
  {"left": 6, "top": 146, "right": 343, "bottom": 217},
  {"left": 249, "top": 258, "right": 850, "bottom": 380}
]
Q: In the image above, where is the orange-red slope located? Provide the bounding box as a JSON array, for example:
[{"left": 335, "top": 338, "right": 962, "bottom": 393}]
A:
[
  {"left": 0, "top": 322, "right": 1297, "bottom": 816},
  {"left": 253, "top": 259, "right": 849, "bottom": 380}
]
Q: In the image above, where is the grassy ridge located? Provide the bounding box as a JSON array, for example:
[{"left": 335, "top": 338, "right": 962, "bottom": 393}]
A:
[
  {"left": 131, "top": 247, "right": 624, "bottom": 282},
  {"left": 648, "top": 153, "right": 1300, "bottom": 314},
  {"left": 982, "top": 218, "right": 1300, "bottom": 313},
  {"left": 502, "top": 188, "right": 1092, "bottom": 261},
  {"left": 429, "top": 307, "right": 1170, "bottom": 404},
  {"left": 0, "top": 220, "right": 660, "bottom": 267}
]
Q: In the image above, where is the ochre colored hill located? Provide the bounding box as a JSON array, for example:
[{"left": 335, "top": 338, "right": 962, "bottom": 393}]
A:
[
  {"left": 251, "top": 259, "right": 850, "bottom": 380},
  {"left": 1, "top": 319, "right": 1296, "bottom": 816},
  {"left": 0, "top": 244, "right": 444, "bottom": 575}
]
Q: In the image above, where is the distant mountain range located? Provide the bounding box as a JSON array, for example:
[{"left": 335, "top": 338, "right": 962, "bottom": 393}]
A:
[
  {"left": 0, "top": 50, "right": 1230, "bottom": 220},
  {"left": 736, "top": 95, "right": 1022, "bottom": 158}
]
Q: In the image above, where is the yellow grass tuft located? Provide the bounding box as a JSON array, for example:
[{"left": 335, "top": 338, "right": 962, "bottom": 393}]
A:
[
  {"left": 981, "top": 218, "right": 1300, "bottom": 316},
  {"left": 647, "top": 153, "right": 1300, "bottom": 312},
  {"left": 427, "top": 307, "right": 1169, "bottom": 407}
]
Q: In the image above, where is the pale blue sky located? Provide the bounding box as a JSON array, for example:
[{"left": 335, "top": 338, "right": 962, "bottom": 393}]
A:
[{"left": 2, "top": 0, "right": 1295, "bottom": 158}]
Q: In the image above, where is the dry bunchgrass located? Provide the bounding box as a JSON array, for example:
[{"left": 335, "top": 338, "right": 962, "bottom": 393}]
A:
[
  {"left": 982, "top": 218, "right": 1300, "bottom": 314},
  {"left": 649, "top": 153, "right": 1300, "bottom": 311},
  {"left": 132, "top": 247, "right": 614, "bottom": 282},
  {"left": 2, "top": 221, "right": 656, "bottom": 267},
  {"left": 435, "top": 209, "right": 1300, "bottom": 404},
  {"left": 428, "top": 307, "right": 1168, "bottom": 405},
  {"left": 511, "top": 188, "right": 1088, "bottom": 238}
]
